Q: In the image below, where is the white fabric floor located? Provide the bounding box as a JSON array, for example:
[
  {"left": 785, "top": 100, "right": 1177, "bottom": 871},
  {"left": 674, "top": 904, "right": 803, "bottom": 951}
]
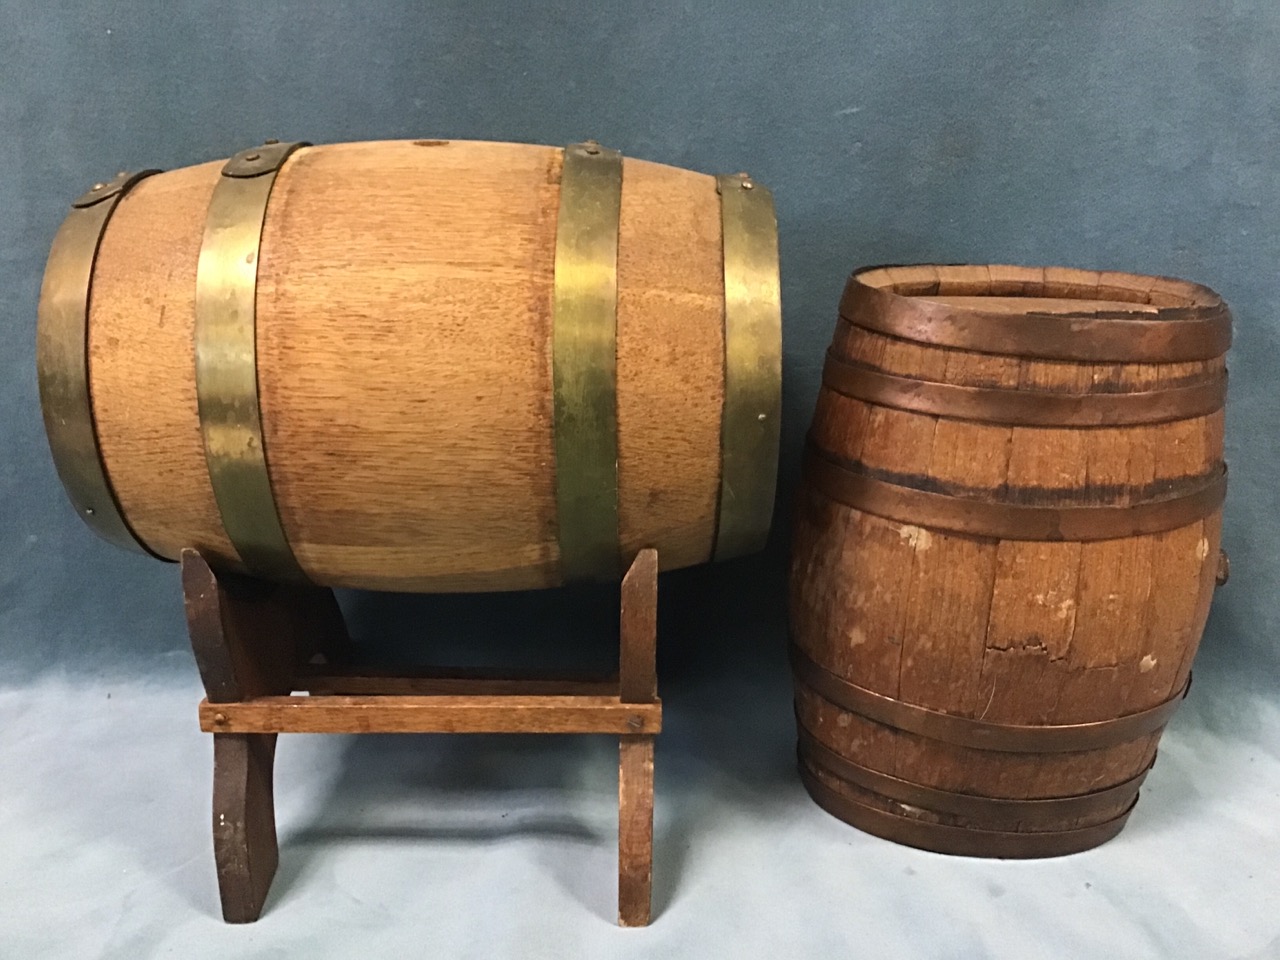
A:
[{"left": 2, "top": 666, "right": 1277, "bottom": 960}]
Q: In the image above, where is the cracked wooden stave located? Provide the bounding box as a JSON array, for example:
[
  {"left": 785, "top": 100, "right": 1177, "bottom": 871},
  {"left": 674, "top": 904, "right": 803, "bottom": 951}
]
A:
[{"left": 790, "top": 264, "right": 1229, "bottom": 855}]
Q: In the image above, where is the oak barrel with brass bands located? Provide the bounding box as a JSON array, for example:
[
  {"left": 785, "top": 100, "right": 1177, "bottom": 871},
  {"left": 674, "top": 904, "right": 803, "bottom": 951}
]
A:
[
  {"left": 37, "top": 139, "right": 781, "bottom": 592},
  {"left": 790, "top": 263, "right": 1230, "bottom": 857}
]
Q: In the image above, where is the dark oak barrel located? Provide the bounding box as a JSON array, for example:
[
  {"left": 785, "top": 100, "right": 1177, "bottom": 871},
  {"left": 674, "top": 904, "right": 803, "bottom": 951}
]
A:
[{"left": 790, "top": 264, "right": 1230, "bottom": 857}]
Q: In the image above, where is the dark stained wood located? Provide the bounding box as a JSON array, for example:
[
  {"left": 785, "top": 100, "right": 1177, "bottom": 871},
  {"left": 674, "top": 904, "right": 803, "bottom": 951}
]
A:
[
  {"left": 183, "top": 545, "right": 663, "bottom": 925},
  {"left": 200, "top": 695, "right": 661, "bottom": 735},
  {"left": 183, "top": 550, "right": 295, "bottom": 922},
  {"left": 181, "top": 548, "right": 347, "bottom": 701},
  {"left": 212, "top": 734, "right": 278, "bottom": 923},
  {"left": 791, "top": 265, "right": 1230, "bottom": 856},
  {"left": 616, "top": 549, "right": 657, "bottom": 925},
  {"left": 619, "top": 548, "right": 658, "bottom": 704},
  {"left": 618, "top": 735, "right": 655, "bottom": 927},
  {"left": 300, "top": 672, "right": 618, "bottom": 697}
]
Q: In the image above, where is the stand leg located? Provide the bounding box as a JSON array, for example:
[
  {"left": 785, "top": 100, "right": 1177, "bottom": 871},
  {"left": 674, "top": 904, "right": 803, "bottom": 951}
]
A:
[
  {"left": 182, "top": 549, "right": 349, "bottom": 923},
  {"left": 618, "top": 734, "right": 655, "bottom": 926},
  {"left": 213, "top": 733, "right": 279, "bottom": 923},
  {"left": 617, "top": 549, "right": 658, "bottom": 926}
]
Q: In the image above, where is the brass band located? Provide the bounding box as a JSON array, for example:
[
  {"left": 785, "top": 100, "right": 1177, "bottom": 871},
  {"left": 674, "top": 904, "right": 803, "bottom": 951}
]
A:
[
  {"left": 803, "top": 445, "right": 1228, "bottom": 542},
  {"left": 798, "top": 761, "right": 1136, "bottom": 858},
  {"left": 796, "top": 723, "right": 1151, "bottom": 825},
  {"left": 195, "top": 141, "right": 310, "bottom": 582},
  {"left": 822, "top": 352, "right": 1228, "bottom": 427},
  {"left": 713, "top": 174, "right": 783, "bottom": 560},
  {"left": 791, "top": 643, "right": 1190, "bottom": 753},
  {"left": 37, "top": 169, "right": 163, "bottom": 556},
  {"left": 841, "top": 269, "right": 1233, "bottom": 363},
  {"left": 552, "top": 142, "right": 624, "bottom": 583}
]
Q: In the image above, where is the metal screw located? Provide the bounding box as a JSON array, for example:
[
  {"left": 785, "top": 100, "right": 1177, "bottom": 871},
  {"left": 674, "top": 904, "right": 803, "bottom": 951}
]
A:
[
  {"left": 583, "top": 140, "right": 601, "bottom": 155},
  {"left": 264, "top": 138, "right": 279, "bottom": 145},
  {"left": 116, "top": 170, "right": 128, "bottom": 178},
  {"left": 627, "top": 716, "right": 643, "bottom": 730},
  {"left": 213, "top": 712, "right": 228, "bottom": 724},
  {"left": 92, "top": 183, "right": 105, "bottom": 191},
  {"left": 741, "top": 180, "right": 754, "bottom": 190},
  {"left": 84, "top": 507, "right": 95, "bottom": 516},
  {"left": 244, "top": 152, "right": 261, "bottom": 162}
]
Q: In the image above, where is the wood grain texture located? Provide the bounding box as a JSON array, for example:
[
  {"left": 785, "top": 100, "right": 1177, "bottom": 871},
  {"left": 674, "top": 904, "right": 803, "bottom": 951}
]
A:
[
  {"left": 199, "top": 695, "right": 662, "bottom": 734},
  {"left": 618, "top": 735, "right": 655, "bottom": 927},
  {"left": 791, "top": 264, "right": 1228, "bottom": 851},
  {"left": 90, "top": 161, "right": 235, "bottom": 562},
  {"left": 85, "top": 140, "right": 736, "bottom": 591}
]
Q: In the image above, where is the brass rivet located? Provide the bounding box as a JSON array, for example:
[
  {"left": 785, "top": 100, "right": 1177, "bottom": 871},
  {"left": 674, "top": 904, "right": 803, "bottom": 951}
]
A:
[
  {"left": 244, "top": 152, "right": 261, "bottom": 162},
  {"left": 92, "top": 183, "right": 105, "bottom": 191},
  {"left": 741, "top": 180, "right": 755, "bottom": 190},
  {"left": 213, "top": 712, "right": 227, "bottom": 724},
  {"left": 84, "top": 507, "right": 95, "bottom": 516},
  {"left": 264, "top": 138, "right": 279, "bottom": 145}
]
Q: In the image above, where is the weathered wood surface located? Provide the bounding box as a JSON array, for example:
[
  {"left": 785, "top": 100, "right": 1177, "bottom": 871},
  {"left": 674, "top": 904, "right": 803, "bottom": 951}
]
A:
[{"left": 791, "top": 264, "right": 1229, "bottom": 855}]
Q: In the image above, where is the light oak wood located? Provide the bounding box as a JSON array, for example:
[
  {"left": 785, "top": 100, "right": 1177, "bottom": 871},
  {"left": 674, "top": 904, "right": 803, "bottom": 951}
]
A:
[
  {"left": 89, "top": 141, "right": 729, "bottom": 591},
  {"left": 793, "top": 264, "right": 1229, "bottom": 853}
]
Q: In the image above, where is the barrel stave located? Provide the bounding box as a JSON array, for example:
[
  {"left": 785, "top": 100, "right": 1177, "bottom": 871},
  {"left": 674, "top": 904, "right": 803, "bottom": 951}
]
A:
[{"left": 792, "top": 264, "right": 1228, "bottom": 853}]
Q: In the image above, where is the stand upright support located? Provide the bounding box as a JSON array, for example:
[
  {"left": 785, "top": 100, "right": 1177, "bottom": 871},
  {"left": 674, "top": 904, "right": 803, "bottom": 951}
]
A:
[{"left": 182, "top": 548, "right": 661, "bottom": 927}]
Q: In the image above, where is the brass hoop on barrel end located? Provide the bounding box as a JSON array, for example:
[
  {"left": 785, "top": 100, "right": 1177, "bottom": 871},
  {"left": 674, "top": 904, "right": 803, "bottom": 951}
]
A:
[
  {"left": 195, "top": 140, "right": 311, "bottom": 582},
  {"left": 713, "top": 174, "right": 783, "bottom": 561},
  {"left": 839, "top": 267, "right": 1233, "bottom": 363},
  {"left": 37, "top": 169, "right": 164, "bottom": 556},
  {"left": 552, "top": 141, "right": 624, "bottom": 583}
]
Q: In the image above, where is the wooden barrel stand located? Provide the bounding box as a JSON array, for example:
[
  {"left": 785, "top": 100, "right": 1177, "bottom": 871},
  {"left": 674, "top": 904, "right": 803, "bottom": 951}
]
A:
[
  {"left": 184, "top": 547, "right": 662, "bottom": 927},
  {"left": 37, "top": 138, "right": 782, "bottom": 925}
]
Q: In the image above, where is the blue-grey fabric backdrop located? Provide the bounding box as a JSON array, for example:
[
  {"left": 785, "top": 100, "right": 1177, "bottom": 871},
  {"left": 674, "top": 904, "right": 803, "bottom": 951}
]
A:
[
  {"left": 1, "top": 5, "right": 1277, "bottom": 956},
  {"left": 3, "top": 0, "right": 1274, "bottom": 685}
]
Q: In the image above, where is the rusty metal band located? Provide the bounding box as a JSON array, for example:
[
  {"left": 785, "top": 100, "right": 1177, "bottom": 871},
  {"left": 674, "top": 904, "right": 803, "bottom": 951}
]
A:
[
  {"left": 803, "top": 445, "right": 1227, "bottom": 542},
  {"left": 790, "top": 643, "right": 1189, "bottom": 753},
  {"left": 798, "top": 761, "right": 1135, "bottom": 858},
  {"left": 195, "top": 140, "right": 310, "bottom": 582},
  {"left": 553, "top": 142, "right": 623, "bottom": 583},
  {"left": 822, "top": 352, "right": 1228, "bottom": 427},
  {"left": 796, "top": 723, "right": 1151, "bottom": 825},
  {"left": 840, "top": 272, "right": 1232, "bottom": 363},
  {"left": 713, "top": 174, "right": 783, "bottom": 560},
  {"left": 37, "top": 169, "right": 164, "bottom": 556}
]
